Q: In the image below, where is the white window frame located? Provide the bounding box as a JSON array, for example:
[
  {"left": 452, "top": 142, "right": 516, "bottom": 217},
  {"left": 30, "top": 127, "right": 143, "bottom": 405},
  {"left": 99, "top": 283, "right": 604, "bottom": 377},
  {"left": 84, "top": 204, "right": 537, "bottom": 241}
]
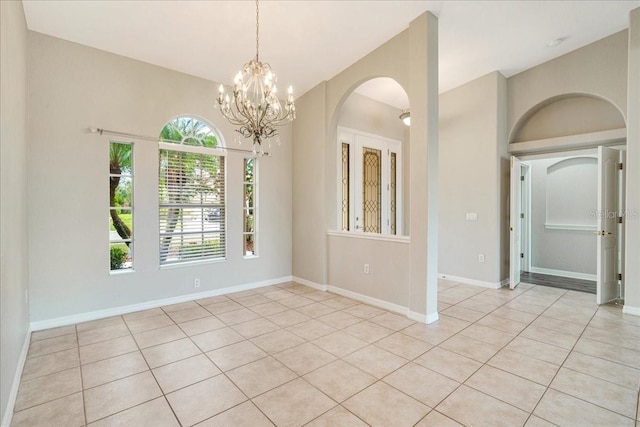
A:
[
  {"left": 157, "top": 115, "right": 228, "bottom": 267},
  {"left": 243, "top": 157, "right": 258, "bottom": 258},
  {"left": 337, "top": 126, "right": 403, "bottom": 235},
  {"left": 109, "top": 140, "right": 134, "bottom": 273}
]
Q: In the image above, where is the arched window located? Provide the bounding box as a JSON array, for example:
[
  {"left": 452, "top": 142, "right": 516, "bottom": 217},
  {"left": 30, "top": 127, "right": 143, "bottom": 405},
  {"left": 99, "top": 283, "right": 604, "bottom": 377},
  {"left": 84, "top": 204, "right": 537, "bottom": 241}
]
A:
[
  {"left": 158, "top": 116, "right": 226, "bottom": 265},
  {"left": 159, "top": 116, "right": 222, "bottom": 148}
]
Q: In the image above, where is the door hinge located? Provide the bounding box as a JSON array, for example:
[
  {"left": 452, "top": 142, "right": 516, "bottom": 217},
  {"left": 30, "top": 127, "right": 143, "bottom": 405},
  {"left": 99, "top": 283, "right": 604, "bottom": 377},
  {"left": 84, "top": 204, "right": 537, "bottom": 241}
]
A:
[
  {"left": 618, "top": 273, "right": 623, "bottom": 281},
  {"left": 619, "top": 163, "right": 624, "bottom": 170},
  {"left": 520, "top": 176, "right": 524, "bottom": 181},
  {"left": 619, "top": 216, "right": 623, "bottom": 224},
  {"left": 520, "top": 213, "right": 524, "bottom": 219},
  {"left": 520, "top": 253, "right": 524, "bottom": 259}
]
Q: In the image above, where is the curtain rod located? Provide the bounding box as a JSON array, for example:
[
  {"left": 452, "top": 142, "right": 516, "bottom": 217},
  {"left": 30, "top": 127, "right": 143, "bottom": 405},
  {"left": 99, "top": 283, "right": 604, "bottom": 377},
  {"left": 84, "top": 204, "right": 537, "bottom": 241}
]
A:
[{"left": 88, "top": 127, "right": 270, "bottom": 156}]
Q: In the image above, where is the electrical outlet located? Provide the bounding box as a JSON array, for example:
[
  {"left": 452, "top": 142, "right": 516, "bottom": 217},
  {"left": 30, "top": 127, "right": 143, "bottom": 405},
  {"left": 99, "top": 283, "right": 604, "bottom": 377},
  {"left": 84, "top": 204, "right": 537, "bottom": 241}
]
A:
[
  {"left": 364, "top": 264, "right": 370, "bottom": 274},
  {"left": 194, "top": 278, "right": 201, "bottom": 288},
  {"left": 478, "top": 254, "right": 485, "bottom": 263}
]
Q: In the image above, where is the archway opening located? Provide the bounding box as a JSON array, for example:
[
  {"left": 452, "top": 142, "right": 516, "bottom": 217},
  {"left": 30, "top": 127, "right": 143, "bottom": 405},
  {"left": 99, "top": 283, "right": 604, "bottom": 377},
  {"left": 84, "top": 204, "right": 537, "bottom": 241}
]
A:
[{"left": 335, "top": 77, "right": 410, "bottom": 236}]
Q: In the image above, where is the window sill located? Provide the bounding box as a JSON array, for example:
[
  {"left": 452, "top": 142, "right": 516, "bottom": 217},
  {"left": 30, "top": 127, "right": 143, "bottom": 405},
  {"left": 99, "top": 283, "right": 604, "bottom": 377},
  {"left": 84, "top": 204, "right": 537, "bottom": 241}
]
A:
[
  {"left": 544, "top": 223, "right": 597, "bottom": 232},
  {"left": 244, "top": 254, "right": 259, "bottom": 260},
  {"left": 110, "top": 268, "right": 135, "bottom": 275},
  {"left": 160, "top": 257, "right": 227, "bottom": 270},
  {"left": 327, "top": 230, "right": 410, "bottom": 244}
]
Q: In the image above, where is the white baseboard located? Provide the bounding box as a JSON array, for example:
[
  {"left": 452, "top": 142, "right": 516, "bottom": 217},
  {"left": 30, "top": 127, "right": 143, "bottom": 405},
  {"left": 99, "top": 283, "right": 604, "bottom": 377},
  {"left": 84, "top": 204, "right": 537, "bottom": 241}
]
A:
[
  {"left": 407, "top": 310, "right": 439, "bottom": 324},
  {"left": 529, "top": 267, "right": 596, "bottom": 281},
  {"left": 438, "top": 274, "right": 502, "bottom": 289},
  {"left": 622, "top": 305, "right": 640, "bottom": 316},
  {"left": 30, "top": 276, "right": 292, "bottom": 331},
  {"left": 500, "top": 278, "right": 510, "bottom": 287},
  {"left": 326, "top": 285, "right": 437, "bottom": 325},
  {"left": 1, "top": 328, "right": 31, "bottom": 427},
  {"left": 407, "top": 311, "right": 426, "bottom": 323},
  {"left": 425, "top": 312, "right": 440, "bottom": 324},
  {"left": 327, "top": 285, "right": 407, "bottom": 316},
  {"left": 292, "top": 276, "right": 327, "bottom": 292}
]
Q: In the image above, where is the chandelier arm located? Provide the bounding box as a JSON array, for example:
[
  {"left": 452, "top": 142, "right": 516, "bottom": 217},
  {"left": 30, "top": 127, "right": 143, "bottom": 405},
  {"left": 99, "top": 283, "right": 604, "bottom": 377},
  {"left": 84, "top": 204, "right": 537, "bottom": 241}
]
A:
[
  {"left": 218, "top": 101, "right": 247, "bottom": 126},
  {"left": 232, "top": 96, "right": 262, "bottom": 141},
  {"left": 235, "top": 98, "right": 259, "bottom": 134},
  {"left": 257, "top": 105, "right": 271, "bottom": 131},
  {"left": 269, "top": 114, "right": 294, "bottom": 127},
  {"left": 230, "top": 92, "right": 253, "bottom": 124}
]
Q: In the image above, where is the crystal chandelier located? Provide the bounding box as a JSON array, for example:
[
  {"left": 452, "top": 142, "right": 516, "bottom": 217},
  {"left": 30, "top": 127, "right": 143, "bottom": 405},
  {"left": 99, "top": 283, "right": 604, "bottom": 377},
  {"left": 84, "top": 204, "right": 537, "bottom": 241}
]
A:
[{"left": 217, "top": 0, "right": 295, "bottom": 156}]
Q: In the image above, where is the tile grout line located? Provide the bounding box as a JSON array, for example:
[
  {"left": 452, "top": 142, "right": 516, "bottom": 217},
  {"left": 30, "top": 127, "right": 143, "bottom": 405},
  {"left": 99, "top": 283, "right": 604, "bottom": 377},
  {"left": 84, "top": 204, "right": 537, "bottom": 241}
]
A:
[
  {"left": 75, "top": 324, "right": 89, "bottom": 427},
  {"left": 14, "top": 282, "right": 639, "bottom": 426},
  {"left": 413, "top": 283, "right": 568, "bottom": 424},
  {"left": 73, "top": 316, "right": 165, "bottom": 425},
  {"left": 524, "top": 297, "right": 618, "bottom": 425}
]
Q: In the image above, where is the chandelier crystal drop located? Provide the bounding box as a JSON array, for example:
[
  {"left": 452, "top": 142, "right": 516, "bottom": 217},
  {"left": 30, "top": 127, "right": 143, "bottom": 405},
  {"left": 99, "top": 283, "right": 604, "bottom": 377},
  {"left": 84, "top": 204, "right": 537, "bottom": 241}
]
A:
[{"left": 217, "top": 0, "right": 295, "bottom": 156}]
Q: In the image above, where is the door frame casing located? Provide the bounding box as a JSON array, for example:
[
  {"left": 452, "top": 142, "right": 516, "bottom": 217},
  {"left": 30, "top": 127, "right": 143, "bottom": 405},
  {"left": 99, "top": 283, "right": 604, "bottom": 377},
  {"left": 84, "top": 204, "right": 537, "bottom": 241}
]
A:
[
  {"left": 336, "top": 126, "right": 403, "bottom": 235},
  {"left": 513, "top": 146, "right": 626, "bottom": 302},
  {"left": 520, "top": 163, "right": 532, "bottom": 273}
]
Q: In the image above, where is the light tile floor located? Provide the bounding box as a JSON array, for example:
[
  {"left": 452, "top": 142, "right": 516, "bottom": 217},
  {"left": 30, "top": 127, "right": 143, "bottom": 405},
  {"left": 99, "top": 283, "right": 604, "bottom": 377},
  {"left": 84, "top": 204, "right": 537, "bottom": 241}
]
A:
[{"left": 11, "top": 280, "right": 640, "bottom": 426}]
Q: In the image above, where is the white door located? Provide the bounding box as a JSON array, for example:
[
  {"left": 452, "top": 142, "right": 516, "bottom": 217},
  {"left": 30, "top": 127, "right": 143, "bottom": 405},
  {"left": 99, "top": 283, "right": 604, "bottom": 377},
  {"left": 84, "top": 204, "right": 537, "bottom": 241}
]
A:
[
  {"left": 510, "top": 156, "right": 522, "bottom": 289},
  {"left": 354, "top": 135, "right": 388, "bottom": 233},
  {"left": 597, "top": 146, "right": 619, "bottom": 304}
]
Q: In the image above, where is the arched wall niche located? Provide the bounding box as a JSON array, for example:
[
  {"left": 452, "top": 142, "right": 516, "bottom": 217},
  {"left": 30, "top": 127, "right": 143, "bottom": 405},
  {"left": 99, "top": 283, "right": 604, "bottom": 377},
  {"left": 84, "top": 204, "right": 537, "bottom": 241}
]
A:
[
  {"left": 333, "top": 76, "right": 411, "bottom": 236},
  {"left": 323, "top": 25, "right": 412, "bottom": 232},
  {"left": 337, "top": 77, "right": 409, "bottom": 141},
  {"left": 509, "top": 93, "right": 627, "bottom": 143}
]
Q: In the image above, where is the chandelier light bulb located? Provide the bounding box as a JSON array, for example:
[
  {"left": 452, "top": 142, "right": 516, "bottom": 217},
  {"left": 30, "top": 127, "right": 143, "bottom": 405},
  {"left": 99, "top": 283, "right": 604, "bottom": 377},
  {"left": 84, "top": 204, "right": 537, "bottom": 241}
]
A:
[{"left": 399, "top": 110, "right": 410, "bottom": 126}]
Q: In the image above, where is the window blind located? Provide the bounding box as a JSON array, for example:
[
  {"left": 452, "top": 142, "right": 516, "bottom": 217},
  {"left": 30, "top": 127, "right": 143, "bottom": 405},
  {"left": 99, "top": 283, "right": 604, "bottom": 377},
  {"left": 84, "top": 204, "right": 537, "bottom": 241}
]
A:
[{"left": 159, "top": 149, "right": 225, "bottom": 264}]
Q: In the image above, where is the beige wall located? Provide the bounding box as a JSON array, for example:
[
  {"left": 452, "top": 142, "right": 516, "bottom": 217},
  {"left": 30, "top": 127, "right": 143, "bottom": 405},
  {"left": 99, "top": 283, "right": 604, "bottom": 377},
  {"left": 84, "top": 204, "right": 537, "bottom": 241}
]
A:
[
  {"left": 439, "top": 72, "right": 507, "bottom": 286},
  {"left": 292, "top": 82, "right": 327, "bottom": 285},
  {"left": 508, "top": 31, "right": 628, "bottom": 141},
  {"left": 28, "top": 32, "right": 292, "bottom": 322},
  {"left": 338, "top": 92, "right": 406, "bottom": 141},
  {"left": 514, "top": 96, "right": 626, "bottom": 142},
  {"left": 625, "top": 8, "right": 640, "bottom": 312},
  {"left": 328, "top": 235, "right": 410, "bottom": 306},
  {"left": 530, "top": 157, "right": 597, "bottom": 276},
  {"left": 0, "top": 1, "right": 30, "bottom": 421}
]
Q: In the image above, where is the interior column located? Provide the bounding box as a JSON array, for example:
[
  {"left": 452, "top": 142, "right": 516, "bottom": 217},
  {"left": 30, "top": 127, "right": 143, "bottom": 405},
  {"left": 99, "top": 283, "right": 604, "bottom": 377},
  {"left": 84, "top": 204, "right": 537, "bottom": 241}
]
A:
[
  {"left": 408, "top": 12, "right": 439, "bottom": 323},
  {"left": 624, "top": 7, "right": 640, "bottom": 315}
]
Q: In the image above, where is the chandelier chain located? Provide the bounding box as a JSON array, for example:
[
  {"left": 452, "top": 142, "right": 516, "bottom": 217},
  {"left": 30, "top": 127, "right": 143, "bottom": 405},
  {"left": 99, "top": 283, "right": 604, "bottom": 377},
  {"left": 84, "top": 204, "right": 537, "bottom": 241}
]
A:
[{"left": 255, "top": 0, "right": 259, "bottom": 61}]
